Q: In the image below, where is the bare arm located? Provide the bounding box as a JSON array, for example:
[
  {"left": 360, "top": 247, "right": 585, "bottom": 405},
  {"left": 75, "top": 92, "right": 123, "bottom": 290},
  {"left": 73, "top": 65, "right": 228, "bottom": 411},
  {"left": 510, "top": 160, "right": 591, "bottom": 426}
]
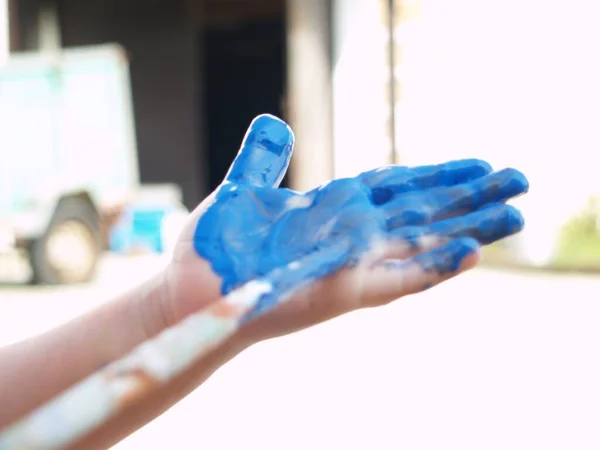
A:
[
  {"left": 0, "top": 115, "right": 528, "bottom": 449},
  {"left": 0, "top": 271, "right": 174, "bottom": 427}
]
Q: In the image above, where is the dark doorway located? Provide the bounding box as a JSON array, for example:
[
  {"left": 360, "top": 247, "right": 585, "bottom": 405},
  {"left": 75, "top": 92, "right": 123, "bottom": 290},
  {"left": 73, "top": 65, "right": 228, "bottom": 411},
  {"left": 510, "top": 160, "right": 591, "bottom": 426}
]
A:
[
  {"left": 203, "top": 17, "right": 289, "bottom": 192},
  {"left": 56, "top": 0, "right": 202, "bottom": 209},
  {"left": 23, "top": 0, "right": 288, "bottom": 205}
]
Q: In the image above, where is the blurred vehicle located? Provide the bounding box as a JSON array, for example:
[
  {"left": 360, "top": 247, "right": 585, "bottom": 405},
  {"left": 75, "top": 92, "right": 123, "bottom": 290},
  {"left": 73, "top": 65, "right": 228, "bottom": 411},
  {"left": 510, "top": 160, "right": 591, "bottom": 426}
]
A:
[{"left": 0, "top": 43, "right": 140, "bottom": 284}]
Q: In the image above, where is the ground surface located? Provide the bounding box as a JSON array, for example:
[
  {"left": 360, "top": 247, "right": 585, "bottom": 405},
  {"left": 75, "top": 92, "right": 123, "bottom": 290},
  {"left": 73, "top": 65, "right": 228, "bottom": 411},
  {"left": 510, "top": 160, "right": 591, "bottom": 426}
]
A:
[{"left": 1, "top": 255, "right": 600, "bottom": 450}]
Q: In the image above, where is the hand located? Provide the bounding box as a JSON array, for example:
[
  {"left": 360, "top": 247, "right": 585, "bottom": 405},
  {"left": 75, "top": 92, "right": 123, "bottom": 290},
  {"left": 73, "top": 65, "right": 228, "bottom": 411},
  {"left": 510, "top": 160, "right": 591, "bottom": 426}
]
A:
[
  {"left": 167, "top": 114, "right": 528, "bottom": 346},
  {"left": 0, "top": 115, "right": 528, "bottom": 450}
]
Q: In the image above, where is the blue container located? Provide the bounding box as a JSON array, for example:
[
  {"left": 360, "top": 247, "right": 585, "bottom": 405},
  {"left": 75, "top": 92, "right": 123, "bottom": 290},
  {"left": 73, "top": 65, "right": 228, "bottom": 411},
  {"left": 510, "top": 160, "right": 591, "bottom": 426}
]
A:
[{"left": 109, "top": 206, "right": 171, "bottom": 253}]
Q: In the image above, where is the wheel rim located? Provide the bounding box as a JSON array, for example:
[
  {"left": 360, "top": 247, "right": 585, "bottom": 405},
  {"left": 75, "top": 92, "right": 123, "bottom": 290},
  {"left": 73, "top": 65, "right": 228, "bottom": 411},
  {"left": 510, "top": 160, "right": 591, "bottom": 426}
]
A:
[{"left": 45, "top": 220, "right": 97, "bottom": 282}]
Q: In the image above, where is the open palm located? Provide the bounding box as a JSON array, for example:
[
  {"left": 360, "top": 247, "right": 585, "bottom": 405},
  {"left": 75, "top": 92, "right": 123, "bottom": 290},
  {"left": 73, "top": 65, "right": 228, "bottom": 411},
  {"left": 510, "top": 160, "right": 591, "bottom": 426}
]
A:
[{"left": 167, "top": 115, "right": 528, "bottom": 344}]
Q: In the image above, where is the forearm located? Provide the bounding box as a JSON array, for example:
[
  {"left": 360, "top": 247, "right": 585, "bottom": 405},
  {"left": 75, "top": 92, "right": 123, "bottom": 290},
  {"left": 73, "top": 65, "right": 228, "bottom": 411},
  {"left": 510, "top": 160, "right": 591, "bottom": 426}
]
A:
[
  {"left": 69, "top": 334, "right": 243, "bottom": 450},
  {"left": 0, "top": 271, "right": 171, "bottom": 428}
]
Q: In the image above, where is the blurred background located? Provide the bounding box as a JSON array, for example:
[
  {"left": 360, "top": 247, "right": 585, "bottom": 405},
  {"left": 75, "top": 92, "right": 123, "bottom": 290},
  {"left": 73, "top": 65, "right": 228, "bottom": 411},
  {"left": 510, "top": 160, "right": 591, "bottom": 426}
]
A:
[{"left": 1, "top": 0, "right": 600, "bottom": 448}]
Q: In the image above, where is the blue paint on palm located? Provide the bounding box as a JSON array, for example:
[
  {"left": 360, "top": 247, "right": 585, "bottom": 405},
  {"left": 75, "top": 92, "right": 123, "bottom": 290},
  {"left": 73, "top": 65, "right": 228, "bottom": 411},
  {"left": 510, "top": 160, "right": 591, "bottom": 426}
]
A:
[{"left": 194, "top": 114, "right": 529, "bottom": 313}]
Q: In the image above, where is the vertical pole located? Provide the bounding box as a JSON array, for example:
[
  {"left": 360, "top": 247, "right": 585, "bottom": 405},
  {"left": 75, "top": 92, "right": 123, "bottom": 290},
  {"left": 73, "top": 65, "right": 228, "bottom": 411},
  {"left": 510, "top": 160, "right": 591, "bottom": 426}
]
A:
[
  {"left": 387, "top": 0, "right": 398, "bottom": 165},
  {"left": 7, "top": 0, "right": 18, "bottom": 52},
  {"left": 286, "top": 0, "right": 334, "bottom": 191}
]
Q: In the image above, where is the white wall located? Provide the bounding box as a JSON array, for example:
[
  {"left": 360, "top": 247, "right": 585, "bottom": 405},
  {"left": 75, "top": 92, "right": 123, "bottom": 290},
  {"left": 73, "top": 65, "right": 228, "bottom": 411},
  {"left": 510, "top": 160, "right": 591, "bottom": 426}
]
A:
[
  {"left": 333, "top": 0, "right": 600, "bottom": 265},
  {"left": 395, "top": 0, "right": 600, "bottom": 264},
  {"left": 332, "top": 0, "right": 391, "bottom": 179},
  {"left": 0, "top": 0, "right": 8, "bottom": 65}
]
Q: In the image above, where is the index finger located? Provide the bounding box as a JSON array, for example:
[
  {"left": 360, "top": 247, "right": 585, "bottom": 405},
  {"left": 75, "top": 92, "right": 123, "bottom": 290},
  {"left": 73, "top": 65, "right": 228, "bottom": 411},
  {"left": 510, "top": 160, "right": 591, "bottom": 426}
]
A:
[{"left": 224, "top": 114, "right": 295, "bottom": 188}]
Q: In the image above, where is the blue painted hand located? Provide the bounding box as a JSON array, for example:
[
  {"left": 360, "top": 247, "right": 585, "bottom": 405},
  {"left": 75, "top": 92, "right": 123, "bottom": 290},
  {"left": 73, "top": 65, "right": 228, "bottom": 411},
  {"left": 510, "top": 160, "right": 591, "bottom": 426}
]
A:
[{"left": 168, "top": 114, "right": 528, "bottom": 343}]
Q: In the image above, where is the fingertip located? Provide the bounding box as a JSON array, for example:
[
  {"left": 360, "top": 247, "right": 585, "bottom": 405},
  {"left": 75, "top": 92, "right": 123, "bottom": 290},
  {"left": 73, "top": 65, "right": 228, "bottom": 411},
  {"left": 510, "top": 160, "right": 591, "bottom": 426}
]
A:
[
  {"left": 508, "top": 168, "right": 529, "bottom": 194},
  {"left": 443, "top": 158, "right": 493, "bottom": 178},
  {"left": 464, "top": 158, "right": 494, "bottom": 175},
  {"left": 248, "top": 114, "right": 295, "bottom": 152},
  {"left": 433, "top": 236, "right": 482, "bottom": 278},
  {"left": 415, "top": 236, "right": 481, "bottom": 275},
  {"left": 227, "top": 114, "right": 295, "bottom": 187},
  {"left": 495, "top": 168, "right": 530, "bottom": 197},
  {"left": 454, "top": 236, "right": 482, "bottom": 259},
  {"left": 459, "top": 242, "right": 482, "bottom": 268},
  {"left": 503, "top": 204, "right": 525, "bottom": 234},
  {"left": 460, "top": 203, "right": 526, "bottom": 244},
  {"left": 434, "top": 158, "right": 493, "bottom": 186}
]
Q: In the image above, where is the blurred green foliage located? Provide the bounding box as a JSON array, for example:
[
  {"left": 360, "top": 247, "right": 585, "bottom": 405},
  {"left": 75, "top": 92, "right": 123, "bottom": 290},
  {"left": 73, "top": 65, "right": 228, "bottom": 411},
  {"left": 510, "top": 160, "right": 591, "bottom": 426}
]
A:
[
  {"left": 554, "top": 196, "right": 600, "bottom": 269},
  {"left": 482, "top": 196, "right": 600, "bottom": 271}
]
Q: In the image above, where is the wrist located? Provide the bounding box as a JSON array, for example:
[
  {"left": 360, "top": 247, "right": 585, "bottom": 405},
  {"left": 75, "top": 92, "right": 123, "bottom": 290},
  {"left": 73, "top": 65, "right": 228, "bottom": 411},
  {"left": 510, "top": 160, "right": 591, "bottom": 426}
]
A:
[{"left": 128, "top": 267, "right": 176, "bottom": 341}]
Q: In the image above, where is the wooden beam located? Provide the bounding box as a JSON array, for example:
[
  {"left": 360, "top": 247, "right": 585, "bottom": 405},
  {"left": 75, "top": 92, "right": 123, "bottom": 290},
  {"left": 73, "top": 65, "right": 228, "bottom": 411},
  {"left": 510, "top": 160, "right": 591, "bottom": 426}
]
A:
[
  {"left": 7, "top": 0, "right": 19, "bottom": 51},
  {"left": 286, "top": 0, "right": 334, "bottom": 191}
]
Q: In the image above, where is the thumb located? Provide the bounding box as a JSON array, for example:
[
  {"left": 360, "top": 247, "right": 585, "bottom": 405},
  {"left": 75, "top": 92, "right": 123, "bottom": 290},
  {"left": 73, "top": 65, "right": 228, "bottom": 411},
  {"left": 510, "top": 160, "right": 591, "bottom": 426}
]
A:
[
  {"left": 223, "top": 114, "right": 295, "bottom": 188},
  {"left": 175, "top": 114, "right": 295, "bottom": 245}
]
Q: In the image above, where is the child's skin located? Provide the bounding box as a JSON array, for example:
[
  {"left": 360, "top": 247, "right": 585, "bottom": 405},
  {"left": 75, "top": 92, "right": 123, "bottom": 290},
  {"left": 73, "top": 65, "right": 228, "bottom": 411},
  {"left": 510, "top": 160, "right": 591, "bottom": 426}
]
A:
[{"left": 0, "top": 115, "right": 528, "bottom": 449}]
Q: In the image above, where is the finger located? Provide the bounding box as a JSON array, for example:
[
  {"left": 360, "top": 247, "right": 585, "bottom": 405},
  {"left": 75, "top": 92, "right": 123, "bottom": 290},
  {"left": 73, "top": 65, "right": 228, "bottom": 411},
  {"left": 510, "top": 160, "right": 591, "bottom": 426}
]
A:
[
  {"left": 362, "top": 237, "right": 481, "bottom": 306},
  {"left": 359, "top": 159, "right": 493, "bottom": 205},
  {"left": 224, "top": 114, "right": 295, "bottom": 188},
  {"left": 374, "top": 234, "right": 450, "bottom": 261},
  {"left": 383, "top": 168, "right": 529, "bottom": 229},
  {"left": 389, "top": 203, "right": 524, "bottom": 246}
]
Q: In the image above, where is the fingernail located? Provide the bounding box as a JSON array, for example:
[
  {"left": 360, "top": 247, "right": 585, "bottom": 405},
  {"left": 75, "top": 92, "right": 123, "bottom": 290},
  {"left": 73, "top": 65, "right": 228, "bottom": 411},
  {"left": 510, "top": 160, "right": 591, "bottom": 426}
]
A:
[{"left": 245, "top": 114, "right": 294, "bottom": 157}]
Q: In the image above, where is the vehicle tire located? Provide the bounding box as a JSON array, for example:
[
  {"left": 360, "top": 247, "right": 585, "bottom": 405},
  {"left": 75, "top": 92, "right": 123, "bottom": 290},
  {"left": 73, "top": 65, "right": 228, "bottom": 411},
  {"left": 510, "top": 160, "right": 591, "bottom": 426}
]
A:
[{"left": 29, "top": 197, "right": 101, "bottom": 285}]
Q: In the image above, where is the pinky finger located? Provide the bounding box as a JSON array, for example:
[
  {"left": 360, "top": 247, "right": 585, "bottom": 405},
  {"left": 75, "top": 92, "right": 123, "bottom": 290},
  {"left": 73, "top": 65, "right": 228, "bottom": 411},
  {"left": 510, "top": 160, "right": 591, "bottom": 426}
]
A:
[{"left": 362, "top": 237, "right": 482, "bottom": 307}]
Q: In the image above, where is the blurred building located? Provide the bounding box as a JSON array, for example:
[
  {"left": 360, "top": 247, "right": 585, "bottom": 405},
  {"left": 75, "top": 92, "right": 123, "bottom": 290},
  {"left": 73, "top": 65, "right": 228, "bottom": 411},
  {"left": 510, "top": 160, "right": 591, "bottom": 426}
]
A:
[
  {"left": 2, "top": 0, "right": 395, "bottom": 199},
  {"left": 3, "top": 0, "right": 600, "bottom": 268},
  {"left": 4, "top": 0, "right": 289, "bottom": 209}
]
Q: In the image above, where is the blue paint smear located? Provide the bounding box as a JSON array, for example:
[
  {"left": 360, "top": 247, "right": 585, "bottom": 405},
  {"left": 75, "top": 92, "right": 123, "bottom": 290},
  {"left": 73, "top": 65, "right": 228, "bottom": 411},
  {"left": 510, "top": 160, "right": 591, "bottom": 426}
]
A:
[
  {"left": 194, "top": 114, "right": 529, "bottom": 316},
  {"left": 245, "top": 239, "right": 354, "bottom": 320}
]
